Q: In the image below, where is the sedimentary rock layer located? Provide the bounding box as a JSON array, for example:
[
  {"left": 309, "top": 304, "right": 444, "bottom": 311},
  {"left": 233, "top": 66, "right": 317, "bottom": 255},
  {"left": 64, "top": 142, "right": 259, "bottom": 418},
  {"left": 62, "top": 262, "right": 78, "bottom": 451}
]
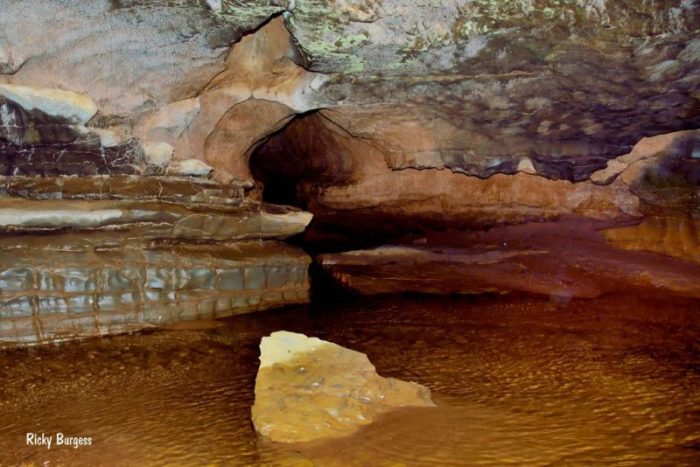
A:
[
  {"left": 3, "top": 1, "right": 698, "bottom": 184},
  {"left": 0, "top": 197, "right": 311, "bottom": 241},
  {"left": 0, "top": 1, "right": 697, "bottom": 328},
  {"left": 256, "top": 121, "right": 698, "bottom": 236},
  {"left": 0, "top": 175, "right": 247, "bottom": 206},
  {"left": 0, "top": 240, "right": 310, "bottom": 346},
  {"left": 0, "top": 80, "right": 315, "bottom": 345}
]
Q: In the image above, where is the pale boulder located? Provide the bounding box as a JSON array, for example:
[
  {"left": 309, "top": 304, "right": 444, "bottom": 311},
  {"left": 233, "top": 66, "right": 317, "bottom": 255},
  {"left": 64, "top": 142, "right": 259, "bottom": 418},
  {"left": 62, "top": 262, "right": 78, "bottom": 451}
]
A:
[{"left": 252, "top": 331, "right": 435, "bottom": 443}]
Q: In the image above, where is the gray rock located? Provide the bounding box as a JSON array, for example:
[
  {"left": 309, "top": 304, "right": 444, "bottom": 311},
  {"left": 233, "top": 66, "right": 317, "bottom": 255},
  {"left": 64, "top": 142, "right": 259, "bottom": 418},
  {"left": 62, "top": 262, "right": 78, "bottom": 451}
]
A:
[{"left": 0, "top": 240, "right": 311, "bottom": 345}]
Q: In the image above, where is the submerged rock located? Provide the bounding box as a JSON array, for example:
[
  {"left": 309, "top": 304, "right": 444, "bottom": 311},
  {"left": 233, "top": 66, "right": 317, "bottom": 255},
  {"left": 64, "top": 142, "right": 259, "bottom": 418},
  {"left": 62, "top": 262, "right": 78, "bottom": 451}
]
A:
[{"left": 252, "top": 331, "right": 435, "bottom": 443}]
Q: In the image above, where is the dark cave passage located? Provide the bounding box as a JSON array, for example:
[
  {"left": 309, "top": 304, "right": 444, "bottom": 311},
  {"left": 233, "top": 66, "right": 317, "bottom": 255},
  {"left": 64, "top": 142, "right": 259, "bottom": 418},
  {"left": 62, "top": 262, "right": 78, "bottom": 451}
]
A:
[
  {"left": 248, "top": 110, "right": 358, "bottom": 209},
  {"left": 248, "top": 114, "right": 310, "bottom": 208}
]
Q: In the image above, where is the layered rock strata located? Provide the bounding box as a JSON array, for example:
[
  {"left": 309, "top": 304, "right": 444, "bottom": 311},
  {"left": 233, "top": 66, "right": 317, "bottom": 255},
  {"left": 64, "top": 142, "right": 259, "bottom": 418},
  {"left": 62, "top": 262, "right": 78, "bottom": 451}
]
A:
[
  {"left": 2, "top": 1, "right": 698, "bottom": 184},
  {"left": 0, "top": 240, "right": 309, "bottom": 345},
  {"left": 0, "top": 84, "right": 313, "bottom": 346},
  {"left": 0, "top": 1, "right": 698, "bottom": 313},
  {"left": 256, "top": 122, "right": 698, "bottom": 235},
  {"left": 252, "top": 331, "right": 435, "bottom": 443}
]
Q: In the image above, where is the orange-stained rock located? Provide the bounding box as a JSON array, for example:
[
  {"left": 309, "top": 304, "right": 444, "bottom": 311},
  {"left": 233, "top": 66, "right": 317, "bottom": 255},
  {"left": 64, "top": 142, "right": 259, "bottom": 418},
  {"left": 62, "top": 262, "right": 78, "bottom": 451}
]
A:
[
  {"left": 253, "top": 112, "right": 643, "bottom": 228},
  {"left": 252, "top": 331, "right": 435, "bottom": 443},
  {"left": 131, "top": 17, "right": 326, "bottom": 182},
  {"left": 603, "top": 217, "right": 700, "bottom": 264},
  {"left": 318, "top": 219, "right": 700, "bottom": 299},
  {"left": 308, "top": 170, "right": 641, "bottom": 225}
]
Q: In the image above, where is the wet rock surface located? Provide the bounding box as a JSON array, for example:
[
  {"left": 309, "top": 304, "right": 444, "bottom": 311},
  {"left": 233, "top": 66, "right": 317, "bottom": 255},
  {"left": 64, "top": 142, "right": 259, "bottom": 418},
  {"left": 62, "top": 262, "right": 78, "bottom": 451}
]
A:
[
  {"left": 0, "top": 2, "right": 696, "bottom": 463},
  {"left": 319, "top": 219, "right": 700, "bottom": 299},
  {"left": 252, "top": 331, "right": 434, "bottom": 443},
  {"left": 0, "top": 239, "right": 310, "bottom": 346},
  {"left": 0, "top": 86, "right": 314, "bottom": 345},
  {"left": 603, "top": 216, "right": 700, "bottom": 264},
  {"left": 0, "top": 189, "right": 313, "bottom": 345},
  {"left": 0, "top": 78, "right": 315, "bottom": 346}
]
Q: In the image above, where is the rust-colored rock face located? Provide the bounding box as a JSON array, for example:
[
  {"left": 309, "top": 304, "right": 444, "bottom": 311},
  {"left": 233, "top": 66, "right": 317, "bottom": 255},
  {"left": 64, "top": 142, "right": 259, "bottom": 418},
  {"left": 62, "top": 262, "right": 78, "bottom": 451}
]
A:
[
  {"left": 318, "top": 220, "right": 700, "bottom": 299},
  {"left": 603, "top": 216, "right": 700, "bottom": 264}
]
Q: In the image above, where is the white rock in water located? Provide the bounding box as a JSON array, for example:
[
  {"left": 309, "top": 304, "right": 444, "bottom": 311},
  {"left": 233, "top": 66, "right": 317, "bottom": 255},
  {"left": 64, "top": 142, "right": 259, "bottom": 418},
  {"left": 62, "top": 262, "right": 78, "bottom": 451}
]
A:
[
  {"left": 252, "top": 331, "right": 435, "bottom": 443},
  {"left": 0, "top": 84, "right": 97, "bottom": 124},
  {"left": 144, "top": 142, "right": 174, "bottom": 168},
  {"left": 167, "top": 159, "right": 214, "bottom": 178}
]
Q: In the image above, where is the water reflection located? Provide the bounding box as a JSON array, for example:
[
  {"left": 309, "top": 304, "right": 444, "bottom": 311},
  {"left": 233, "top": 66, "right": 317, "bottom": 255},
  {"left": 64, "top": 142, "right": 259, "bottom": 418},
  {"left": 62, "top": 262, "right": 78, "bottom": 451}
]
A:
[{"left": 1, "top": 293, "right": 698, "bottom": 465}]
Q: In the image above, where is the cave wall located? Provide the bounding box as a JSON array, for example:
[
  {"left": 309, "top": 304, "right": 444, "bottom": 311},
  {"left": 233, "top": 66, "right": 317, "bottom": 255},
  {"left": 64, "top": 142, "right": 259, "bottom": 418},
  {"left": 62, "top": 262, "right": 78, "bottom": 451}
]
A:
[
  {"left": 0, "top": 0, "right": 698, "bottom": 340},
  {"left": 2, "top": 0, "right": 698, "bottom": 185}
]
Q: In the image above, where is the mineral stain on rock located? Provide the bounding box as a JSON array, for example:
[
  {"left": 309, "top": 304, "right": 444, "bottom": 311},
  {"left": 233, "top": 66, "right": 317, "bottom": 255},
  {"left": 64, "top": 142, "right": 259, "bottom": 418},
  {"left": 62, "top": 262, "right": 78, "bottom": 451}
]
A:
[{"left": 251, "top": 331, "right": 435, "bottom": 443}]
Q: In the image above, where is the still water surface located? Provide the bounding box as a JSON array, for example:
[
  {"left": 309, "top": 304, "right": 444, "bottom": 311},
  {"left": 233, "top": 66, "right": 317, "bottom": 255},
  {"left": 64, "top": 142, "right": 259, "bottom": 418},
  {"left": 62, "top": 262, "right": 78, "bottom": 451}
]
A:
[{"left": 1, "top": 293, "right": 698, "bottom": 466}]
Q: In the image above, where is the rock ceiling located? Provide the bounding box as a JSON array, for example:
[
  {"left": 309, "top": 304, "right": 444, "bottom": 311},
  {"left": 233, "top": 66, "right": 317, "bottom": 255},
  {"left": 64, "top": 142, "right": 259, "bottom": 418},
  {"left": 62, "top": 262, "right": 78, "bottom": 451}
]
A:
[{"left": 1, "top": 0, "right": 698, "bottom": 181}]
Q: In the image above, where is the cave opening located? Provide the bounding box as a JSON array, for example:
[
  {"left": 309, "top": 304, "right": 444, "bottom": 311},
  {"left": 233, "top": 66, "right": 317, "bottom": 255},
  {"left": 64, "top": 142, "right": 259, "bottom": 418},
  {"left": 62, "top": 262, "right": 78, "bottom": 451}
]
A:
[
  {"left": 248, "top": 109, "right": 405, "bottom": 255},
  {"left": 249, "top": 111, "right": 319, "bottom": 210},
  {"left": 249, "top": 109, "right": 376, "bottom": 298}
]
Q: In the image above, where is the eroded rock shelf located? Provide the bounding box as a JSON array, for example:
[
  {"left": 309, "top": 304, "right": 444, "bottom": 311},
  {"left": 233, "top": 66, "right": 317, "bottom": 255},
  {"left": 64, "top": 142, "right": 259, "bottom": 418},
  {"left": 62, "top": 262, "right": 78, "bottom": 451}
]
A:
[
  {"left": 0, "top": 80, "right": 313, "bottom": 346},
  {"left": 0, "top": 240, "right": 309, "bottom": 345}
]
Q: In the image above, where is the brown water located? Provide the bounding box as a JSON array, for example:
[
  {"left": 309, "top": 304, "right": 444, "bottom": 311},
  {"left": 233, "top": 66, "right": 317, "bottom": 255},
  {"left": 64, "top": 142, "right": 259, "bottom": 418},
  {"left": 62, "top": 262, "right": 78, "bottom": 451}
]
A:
[{"left": 1, "top": 293, "right": 698, "bottom": 466}]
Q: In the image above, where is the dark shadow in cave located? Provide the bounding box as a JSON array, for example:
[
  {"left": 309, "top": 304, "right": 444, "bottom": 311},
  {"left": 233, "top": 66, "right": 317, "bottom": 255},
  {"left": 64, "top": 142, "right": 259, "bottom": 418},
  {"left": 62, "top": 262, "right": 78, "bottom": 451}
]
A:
[
  {"left": 249, "top": 110, "right": 405, "bottom": 300},
  {"left": 249, "top": 110, "right": 320, "bottom": 209},
  {"left": 250, "top": 109, "right": 412, "bottom": 256}
]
